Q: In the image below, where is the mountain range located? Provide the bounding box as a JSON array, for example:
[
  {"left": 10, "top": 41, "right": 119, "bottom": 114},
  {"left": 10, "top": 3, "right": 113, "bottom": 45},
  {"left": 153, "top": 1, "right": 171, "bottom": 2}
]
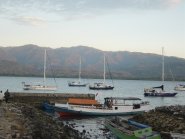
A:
[{"left": 0, "top": 44, "right": 185, "bottom": 81}]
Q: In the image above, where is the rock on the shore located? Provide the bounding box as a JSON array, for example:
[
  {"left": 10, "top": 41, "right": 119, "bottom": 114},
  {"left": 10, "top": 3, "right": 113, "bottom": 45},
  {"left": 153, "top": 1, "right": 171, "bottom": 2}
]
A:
[
  {"left": 0, "top": 102, "right": 83, "bottom": 139},
  {"left": 132, "top": 105, "right": 185, "bottom": 139}
]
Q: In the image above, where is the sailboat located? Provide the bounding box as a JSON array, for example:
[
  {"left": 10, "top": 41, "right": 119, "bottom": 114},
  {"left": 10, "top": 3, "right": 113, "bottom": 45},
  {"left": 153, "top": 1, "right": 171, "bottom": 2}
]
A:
[
  {"left": 144, "top": 47, "right": 177, "bottom": 97},
  {"left": 22, "top": 50, "right": 57, "bottom": 91},
  {"left": 89, "top": 53, "right": 114, "bottom": 90},
  {"left": 174, "top": 84, "right": 185, "bottom": 91},
  {"left": 68, "top": 57, "right": 87, "bottom": 87}
]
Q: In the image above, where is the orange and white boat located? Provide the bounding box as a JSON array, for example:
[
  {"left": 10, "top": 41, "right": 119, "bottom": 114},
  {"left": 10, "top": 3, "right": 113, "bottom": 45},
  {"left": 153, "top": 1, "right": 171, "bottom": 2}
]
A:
[{"left": 54, "top": 97, "right": 150, "bottom": 117}]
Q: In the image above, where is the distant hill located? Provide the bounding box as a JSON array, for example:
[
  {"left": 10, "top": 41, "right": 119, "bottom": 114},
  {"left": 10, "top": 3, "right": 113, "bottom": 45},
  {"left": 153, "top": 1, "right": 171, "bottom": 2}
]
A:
[{"left": 0, "top": 44, "right": 185, "bottom": 80}]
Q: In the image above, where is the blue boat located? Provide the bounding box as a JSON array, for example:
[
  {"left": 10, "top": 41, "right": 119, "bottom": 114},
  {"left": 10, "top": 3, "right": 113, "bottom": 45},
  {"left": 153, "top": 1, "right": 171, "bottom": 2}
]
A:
[{"left": 42, "top": 101, "right": 55, "bottom": 112}]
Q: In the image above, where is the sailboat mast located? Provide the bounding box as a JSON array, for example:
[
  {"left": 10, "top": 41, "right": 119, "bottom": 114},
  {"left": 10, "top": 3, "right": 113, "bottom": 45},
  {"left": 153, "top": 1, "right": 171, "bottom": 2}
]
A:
[
  {"left": 162, "top": 47, "right": 164, "bottom": 84},
  {"left": 103, "top": 53, "right": 106, "bottom": 84},
  {"left": 79, "top": 56, "right": 81, "bottom": 82},
  {"left": 44, "top": 49, "right": 46, "bottom": 87}
]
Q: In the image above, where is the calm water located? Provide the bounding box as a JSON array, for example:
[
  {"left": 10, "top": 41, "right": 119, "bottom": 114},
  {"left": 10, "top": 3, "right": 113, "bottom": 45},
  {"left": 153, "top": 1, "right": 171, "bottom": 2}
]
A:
[
  {"left": 1, "top": 76, "right": 185, "bottom": 138},
  {"left": 1, "top": 76, "right": 185, "bottom": 107}
]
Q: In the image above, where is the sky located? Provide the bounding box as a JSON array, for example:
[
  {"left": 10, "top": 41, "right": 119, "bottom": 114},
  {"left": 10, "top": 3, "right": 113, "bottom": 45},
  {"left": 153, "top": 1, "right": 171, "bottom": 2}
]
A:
[{"left": 0, "top": 0, "right": 184, "bottom": 58}]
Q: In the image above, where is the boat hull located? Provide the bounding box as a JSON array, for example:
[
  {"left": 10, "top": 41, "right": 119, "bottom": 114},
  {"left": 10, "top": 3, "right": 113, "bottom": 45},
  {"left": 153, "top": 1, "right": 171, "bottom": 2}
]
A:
[
  {"left": 55, "top": 105, "right": 149, "bottom": 117},
  {"left": 89, "top": 86, "right": 114, "bottom": 90},
  {"left": 23, "top": 85, "right": 57, "bottom": 91},
  {"left": 174, "top": 87, "right": 185, "bottom": 91},
  {"left": 68, "top": 84, "right": 87, "bottom": 87},
  {"left": 144, "top": 92, "right": 177, "bottom": 97},
  {"left": 57, "top": 110, "right": 143, "bottom": 117}
]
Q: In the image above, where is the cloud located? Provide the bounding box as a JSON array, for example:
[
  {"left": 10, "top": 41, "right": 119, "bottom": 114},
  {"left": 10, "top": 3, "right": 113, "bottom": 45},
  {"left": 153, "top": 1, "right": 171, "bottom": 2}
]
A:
[
  {"left": 167, "top": 0, "right": 182, "bottom": 7},
  {"left": 11, "top": 16, "right": 47, "bottom": 26},
  {"left": 0, "top": 0, "right": 183, "bottom": 22}
]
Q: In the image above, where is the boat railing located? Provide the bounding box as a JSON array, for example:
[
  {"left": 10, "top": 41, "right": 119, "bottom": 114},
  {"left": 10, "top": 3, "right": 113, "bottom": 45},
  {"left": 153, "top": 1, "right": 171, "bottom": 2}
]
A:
[
  {"left": 70, "top": 105, "right": 113, "bottom": 110},
  {"left": 113, "top": 104, "right": 132, "bottom": 106}
]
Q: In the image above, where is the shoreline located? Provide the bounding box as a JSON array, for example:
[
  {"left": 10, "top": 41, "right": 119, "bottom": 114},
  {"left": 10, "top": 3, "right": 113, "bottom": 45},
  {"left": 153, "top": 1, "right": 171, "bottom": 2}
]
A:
[{"left": 1, "top": 75, "right": 185, "bottom": 81}]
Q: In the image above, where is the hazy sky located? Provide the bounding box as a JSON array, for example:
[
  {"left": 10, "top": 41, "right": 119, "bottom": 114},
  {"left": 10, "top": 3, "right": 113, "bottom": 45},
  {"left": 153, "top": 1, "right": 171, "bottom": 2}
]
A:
[{"left": 0, "top": 0, "right": 184, "bottom": 58}]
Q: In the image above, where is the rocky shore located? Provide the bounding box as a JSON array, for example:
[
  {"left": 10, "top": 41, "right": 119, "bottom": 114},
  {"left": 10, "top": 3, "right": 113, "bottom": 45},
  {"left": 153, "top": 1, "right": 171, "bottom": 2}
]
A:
[
  {"left": 0, "top": 101, "right": 84, "bottom": 139},
  {"left": 132, "top": 105, "right": 185, "bottom": 139}
]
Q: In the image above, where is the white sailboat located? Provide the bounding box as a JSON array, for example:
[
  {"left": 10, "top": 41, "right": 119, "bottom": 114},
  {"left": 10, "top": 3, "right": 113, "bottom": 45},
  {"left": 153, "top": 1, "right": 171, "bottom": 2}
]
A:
[
  {"left": 68, "top": 56, "right": 87, "bottom": 87},
  {"left": 174, "top": 84, "right": 185, "bottom": 91},
  {"left": 22, "top": 50, "right": 57, "bottom": 91},
  {"left": 89, "top": 53, "right": 114, "bottom": 90},
  {"left": 144, "top": 47, "right": 177, "bottom": 97}
]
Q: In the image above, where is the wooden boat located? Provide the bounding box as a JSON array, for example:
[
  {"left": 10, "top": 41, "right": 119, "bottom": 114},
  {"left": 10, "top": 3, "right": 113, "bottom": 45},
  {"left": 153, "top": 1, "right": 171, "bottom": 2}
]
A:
[
  {"left": 22, "top": 50, "right": 57, "bottom": 91},
  {"left": 144, "top": 48, "right": 177, "bottom": 97},
  {"left": 89, "top": 53, "right": 114, "bottom": 90},
  {"left": 68, "top": 57, "right": 88, "bottom": 87},
  {"left": 42, "top": 98, "right": 99, "bottom": 112},
  {"left": 105, "top": 118, "right": 161, "bottom": 139},
  {"left": 54, "top": 97, "right": 150, "bottom": 117}
]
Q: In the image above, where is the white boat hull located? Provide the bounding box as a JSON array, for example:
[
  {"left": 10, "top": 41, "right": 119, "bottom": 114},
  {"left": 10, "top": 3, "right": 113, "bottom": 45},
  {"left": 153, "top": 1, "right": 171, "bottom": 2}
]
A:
[
  {"left": 174, "top": 86, "right": 185, "bottom": 91},
  {"left": 55, "top": 104, "right": 151, "bottom": 116},
  {"left": 68, "top": 82, "right": 87, "bottom": 87},
  {"left": 89, "top": 83, "right": 114, "bottom": 90},
  {"left": 23, "top": 85, "right": 57, "bottom": 91},
  {"left": 22, "top": 50, "right": 57, "bottom": 91}
]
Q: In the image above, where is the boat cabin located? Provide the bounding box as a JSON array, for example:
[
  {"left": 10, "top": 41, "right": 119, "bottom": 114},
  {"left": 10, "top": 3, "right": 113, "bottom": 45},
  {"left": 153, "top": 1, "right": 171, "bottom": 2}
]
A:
[
  {"left": 144, "top": 85, "right": 164, "bottom": 94},
  {"left": 104, "top": 97, "right": 145, "bottom": 109}
]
